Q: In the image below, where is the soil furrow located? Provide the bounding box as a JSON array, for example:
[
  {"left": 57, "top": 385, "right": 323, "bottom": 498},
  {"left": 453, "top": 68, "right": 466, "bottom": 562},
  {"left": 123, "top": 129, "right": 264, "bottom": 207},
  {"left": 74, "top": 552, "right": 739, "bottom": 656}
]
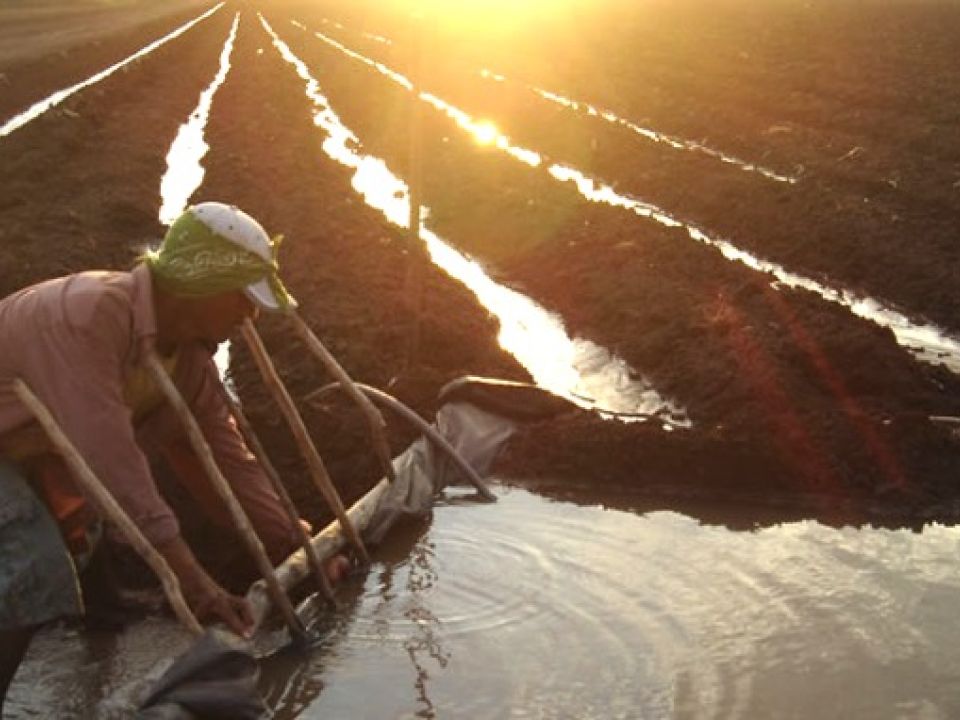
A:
[
  {"left": 0, "top": 2, "right": 222, "bottom": 120},
  {"left": 260, "top": 3, "right": 960, "bottom": 527},
  {"left": 0, "top": 8, "right": 235, "bottom": 297},
  {"left": 297, "top": 10, "right": 960, "bottom": 331},
  {"left": 3, "top": 0, "right": 960, "bottom": 534}
]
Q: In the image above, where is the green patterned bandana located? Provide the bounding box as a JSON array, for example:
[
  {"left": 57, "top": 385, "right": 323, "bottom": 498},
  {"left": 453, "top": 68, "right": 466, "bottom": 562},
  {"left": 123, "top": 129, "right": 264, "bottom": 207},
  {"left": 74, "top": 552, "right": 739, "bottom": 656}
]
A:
[{"left": 143, "top": 208, "right": 295, "bottom": 311}]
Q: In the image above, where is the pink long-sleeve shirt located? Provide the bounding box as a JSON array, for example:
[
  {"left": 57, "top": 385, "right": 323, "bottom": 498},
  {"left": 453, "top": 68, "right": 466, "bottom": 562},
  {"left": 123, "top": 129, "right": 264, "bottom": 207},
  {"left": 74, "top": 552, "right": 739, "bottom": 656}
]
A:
[{"left": 0, "top": 264, "right": 287, "bottom": 547}]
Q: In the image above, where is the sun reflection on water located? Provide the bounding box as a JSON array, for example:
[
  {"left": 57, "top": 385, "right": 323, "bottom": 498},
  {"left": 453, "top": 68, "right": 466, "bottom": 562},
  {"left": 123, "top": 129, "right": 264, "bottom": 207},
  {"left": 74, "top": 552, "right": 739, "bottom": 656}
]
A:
[
  {"left": 469, "top": 120, "right": 499, "bottom": 146},
  {"left": 263, "top": 15, "right": 681, "bottom": 420}
]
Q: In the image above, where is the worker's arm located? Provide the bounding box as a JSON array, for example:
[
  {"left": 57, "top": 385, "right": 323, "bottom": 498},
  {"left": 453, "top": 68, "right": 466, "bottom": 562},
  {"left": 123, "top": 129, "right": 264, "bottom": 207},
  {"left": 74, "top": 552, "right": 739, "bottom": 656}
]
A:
[
  {"left": 20, "top": 292, "right": 252, "bottom": 632},
  {"left": 175, "top": 348, "right": 299, "bottom": 562}
]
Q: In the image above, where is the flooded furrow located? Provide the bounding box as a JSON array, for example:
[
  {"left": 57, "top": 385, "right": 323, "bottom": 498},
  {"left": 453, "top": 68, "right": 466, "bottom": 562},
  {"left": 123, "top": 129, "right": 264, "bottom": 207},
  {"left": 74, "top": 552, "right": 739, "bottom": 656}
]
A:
[
  {"left": 0, "top": 2, "right": 225, "bottom": 139},
  {"left": 550, "top": 165, "right": 960, "bottom": 374},
  {"left": 306, "top": 20, "right": 795, "bottom": 183},
  {"left": 524, "top": 83, "right": 797, "bottom": 184},
  {"left": 155, "top": 10, "right": 239, "bottom": 377},
  {"left": 158, "top": 12, "right": 239, "bottom": 224},
  {"left": 263, "top": 16, "right": 682, "bottom": 421},
  {"left": 292, "top": 19, "right": 960, "bottom": 376}
]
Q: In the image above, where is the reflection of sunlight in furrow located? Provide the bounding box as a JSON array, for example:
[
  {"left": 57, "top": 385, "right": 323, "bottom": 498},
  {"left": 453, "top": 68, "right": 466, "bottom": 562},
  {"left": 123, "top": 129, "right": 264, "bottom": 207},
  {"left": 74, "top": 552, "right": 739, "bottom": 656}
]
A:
[
  {"left": 363, "top": 32, "right": 392, "bottom": 45},
  {"left": 0, "top": 3, "right": 225, "bottom": 139},
  {"left": 298, "top": 22, "right": 960, "bottom": 374},
  {"left": 262, "top": 15, "right": 683, "bottom": 420},
  {"left": 155, "top": 12, "right": 238, "bottom": 381},
  {"left": 420, "top": 93, "right": 541, "bottom": 166},
  {"left": 154, "top": 13, "right": 240, "bottom": 382},
  {"left": 307, "top": 20, "right": 791, "bottom": 183},
  {"left": 478, "top": 68, "right": 506, "bottom": 83},
  {"left": 551, "top": 165, "right": 960, "bottom": 373},
  {"left": 297, "top": 23, "right": 541, "bottom": 167},
  {"left": 158, "top": 12, "right": 239, "bottom": 225},
  {"left": 293, "top": 21, "right": 412, "bottom": 90},
  {"left": 529, "top": 86, "right": 797, "bottom": 184}
]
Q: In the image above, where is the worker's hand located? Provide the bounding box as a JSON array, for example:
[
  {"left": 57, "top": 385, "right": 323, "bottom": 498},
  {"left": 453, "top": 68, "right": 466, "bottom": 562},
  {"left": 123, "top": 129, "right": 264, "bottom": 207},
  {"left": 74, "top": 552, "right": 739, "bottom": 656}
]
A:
[
  {"left": 156, "top": 535, "right": 255, "bottom": 638},
  {"left": 325, "top": 554, "right": 352, "bottom": 585},
  {"left": 192, "top": 587, "right": 255, "bottom": 638}
]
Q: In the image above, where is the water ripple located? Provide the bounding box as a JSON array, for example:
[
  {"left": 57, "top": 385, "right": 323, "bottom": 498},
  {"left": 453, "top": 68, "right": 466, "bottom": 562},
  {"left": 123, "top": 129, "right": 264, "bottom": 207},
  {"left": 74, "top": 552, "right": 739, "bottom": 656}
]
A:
[{"left": 259, "top": 488, "right": 960, "bottom": 719}]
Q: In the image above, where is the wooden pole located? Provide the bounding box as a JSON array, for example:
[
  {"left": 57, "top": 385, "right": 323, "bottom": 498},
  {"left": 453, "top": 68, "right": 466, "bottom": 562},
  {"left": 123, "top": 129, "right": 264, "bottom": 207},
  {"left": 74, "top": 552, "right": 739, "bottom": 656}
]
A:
[
  {"left": 12, "top": 379, "right": 203, "bottom": 636},
  {"left": 288, "top": 313, "right": 396, "bottom": 483},
  {"left": 404, "top": 4, "right": 426, "bottom": 368},
  {"left": 241, "top": 319, "right": 370, "bottom": 564},
  {"left": 216, "top": 383, "right": 337, "bottom": 606},
  {"left": 144, "top": 351, "right": 306, "bottom": 639}
]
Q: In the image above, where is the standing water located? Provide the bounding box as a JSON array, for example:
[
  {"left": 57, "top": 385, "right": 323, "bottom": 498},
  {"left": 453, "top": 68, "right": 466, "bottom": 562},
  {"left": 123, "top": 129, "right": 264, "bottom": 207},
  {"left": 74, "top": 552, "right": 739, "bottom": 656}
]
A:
[{"left": 260, "top": 483, "right": 960, "bottom": 719}]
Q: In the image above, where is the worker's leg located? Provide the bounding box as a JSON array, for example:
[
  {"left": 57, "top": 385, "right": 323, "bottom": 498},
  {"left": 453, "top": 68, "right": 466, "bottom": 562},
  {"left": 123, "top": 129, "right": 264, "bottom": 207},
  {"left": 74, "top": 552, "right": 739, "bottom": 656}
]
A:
[
  {"left": 0, "top": 625, "right": 36, "bottom": 714},
  {"left": 0, "top": 460, "right": 84, "bottom": 710}
]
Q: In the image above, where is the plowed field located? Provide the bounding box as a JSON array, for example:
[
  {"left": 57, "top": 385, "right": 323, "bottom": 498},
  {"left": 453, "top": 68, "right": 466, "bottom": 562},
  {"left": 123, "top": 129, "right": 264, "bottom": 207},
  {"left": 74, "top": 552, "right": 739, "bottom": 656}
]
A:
[{"left": 3, "top": 0, "right": 960, "bottom": 545}]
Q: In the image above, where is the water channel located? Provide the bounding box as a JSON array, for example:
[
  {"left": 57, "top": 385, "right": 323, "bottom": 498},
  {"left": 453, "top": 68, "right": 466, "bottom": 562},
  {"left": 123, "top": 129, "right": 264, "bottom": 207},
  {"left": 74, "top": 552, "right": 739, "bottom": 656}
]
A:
[{"left": 301, "top": 18, "right": 960, "bottom": 375}]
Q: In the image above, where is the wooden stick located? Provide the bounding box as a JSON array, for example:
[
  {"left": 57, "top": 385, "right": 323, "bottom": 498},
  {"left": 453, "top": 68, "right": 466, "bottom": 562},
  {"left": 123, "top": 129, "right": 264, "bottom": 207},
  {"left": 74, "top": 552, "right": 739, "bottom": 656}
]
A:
[
  {"left": 144, "top": 351, "right": 306, "bottom": 639},
  {"left": 216, "top": 383, "right": 337, "bottom": 606},
  {"left": 12, "top": 379, "right": 203, "bottom": 637},
  {"left": 248, "top": 476, "right": 391, "bottom": 627},
  {"left": 305, "top": 382, "right": 496, "bottom": 501},
  {"left": 241, "top": 319, "right": 370, "bottom": 564},
  {"left": 288, "top": 313, "right": 397, "bottom": 484},
  {"left": 931, "top": 415, "right": 960, "bottom": 427}
]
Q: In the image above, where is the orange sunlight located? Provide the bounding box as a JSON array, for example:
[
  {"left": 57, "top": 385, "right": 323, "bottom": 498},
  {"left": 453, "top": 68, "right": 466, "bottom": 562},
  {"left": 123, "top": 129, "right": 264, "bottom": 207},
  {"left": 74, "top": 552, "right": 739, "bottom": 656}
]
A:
[
  {"left": 385, "top": 0, "right": 588, "bottom": 36},
  {"left": 469, "top": 119, "right": 499, "bottom": 146}
]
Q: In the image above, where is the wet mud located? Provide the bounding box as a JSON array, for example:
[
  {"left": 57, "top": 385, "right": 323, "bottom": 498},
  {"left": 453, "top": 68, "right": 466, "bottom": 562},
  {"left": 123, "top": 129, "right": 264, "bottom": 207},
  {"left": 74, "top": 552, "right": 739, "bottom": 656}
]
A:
[{"left": 1, "top": 0, "right": 960, "bottom": 570}]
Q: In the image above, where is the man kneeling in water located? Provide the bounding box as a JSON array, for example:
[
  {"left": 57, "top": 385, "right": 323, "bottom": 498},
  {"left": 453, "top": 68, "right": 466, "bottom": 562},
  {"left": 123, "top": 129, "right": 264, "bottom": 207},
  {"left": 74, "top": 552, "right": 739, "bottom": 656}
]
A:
[{"left": 0, "top": 202, "right": 345, "bottom": 713}]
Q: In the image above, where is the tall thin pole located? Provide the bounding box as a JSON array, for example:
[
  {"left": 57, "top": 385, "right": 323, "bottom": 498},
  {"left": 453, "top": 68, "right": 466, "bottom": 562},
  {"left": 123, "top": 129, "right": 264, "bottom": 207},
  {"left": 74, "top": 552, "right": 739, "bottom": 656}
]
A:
[
  {"left": 404, "top": 4, "right": 426, "bottom": 369},
  {"left": 217, "top": 383, "right": 338, "bottom": 606},
  {"left": 241, "top": 320, "right": 370, "bottom": 564}
]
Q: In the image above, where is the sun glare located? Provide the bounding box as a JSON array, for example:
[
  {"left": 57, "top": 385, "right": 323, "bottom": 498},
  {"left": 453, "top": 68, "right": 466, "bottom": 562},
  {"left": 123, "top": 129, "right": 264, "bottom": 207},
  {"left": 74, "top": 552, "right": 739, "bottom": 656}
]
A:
[
  {"left": 387, "top": 0, "right": 586, "bottom": 36},
  {"left": 470, "top": 120, "right": 499, "bottom": 146}
]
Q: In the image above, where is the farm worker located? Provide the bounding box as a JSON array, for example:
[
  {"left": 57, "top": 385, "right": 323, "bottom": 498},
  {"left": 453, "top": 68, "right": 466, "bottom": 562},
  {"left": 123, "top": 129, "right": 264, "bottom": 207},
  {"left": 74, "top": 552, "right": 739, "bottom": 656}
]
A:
[{"left": 0, "top": 202, "right": 316, "bottom": 710}]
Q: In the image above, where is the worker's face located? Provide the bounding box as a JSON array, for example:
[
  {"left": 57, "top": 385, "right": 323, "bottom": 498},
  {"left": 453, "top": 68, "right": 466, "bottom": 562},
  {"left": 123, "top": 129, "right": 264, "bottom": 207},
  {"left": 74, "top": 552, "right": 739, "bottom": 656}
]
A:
[{"left": 192, "top": 290, "right": 259, "bottom": 343}]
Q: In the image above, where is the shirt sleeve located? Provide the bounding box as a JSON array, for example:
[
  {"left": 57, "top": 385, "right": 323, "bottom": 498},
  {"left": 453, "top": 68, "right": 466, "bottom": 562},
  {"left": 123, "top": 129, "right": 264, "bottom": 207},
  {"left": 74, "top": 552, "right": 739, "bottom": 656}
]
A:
[
  {"left": 183, "top": 353, "right": 261, "bottom": 477},
  {"left": 175, "top": 348, "right": 296, "bottom": 560},
  {"left": 20, "top": 292, "right": 180, "bottom": 545}
]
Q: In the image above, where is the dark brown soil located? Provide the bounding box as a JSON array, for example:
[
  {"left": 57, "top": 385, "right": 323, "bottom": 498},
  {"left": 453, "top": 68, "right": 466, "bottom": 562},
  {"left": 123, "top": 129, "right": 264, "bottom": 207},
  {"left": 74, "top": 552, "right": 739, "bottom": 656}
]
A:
[{"left": 2, "top": 0, "right": 960, "bottom": 546}]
